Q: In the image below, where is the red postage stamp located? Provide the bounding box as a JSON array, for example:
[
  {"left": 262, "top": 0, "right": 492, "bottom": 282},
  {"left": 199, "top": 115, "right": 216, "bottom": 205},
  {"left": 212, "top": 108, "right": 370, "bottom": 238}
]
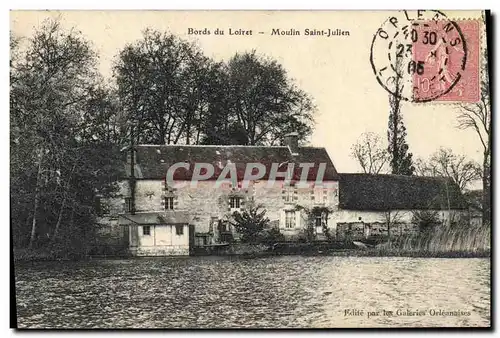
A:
[{"left": 412, "top": 20, "right": 481, "bottom": 103}]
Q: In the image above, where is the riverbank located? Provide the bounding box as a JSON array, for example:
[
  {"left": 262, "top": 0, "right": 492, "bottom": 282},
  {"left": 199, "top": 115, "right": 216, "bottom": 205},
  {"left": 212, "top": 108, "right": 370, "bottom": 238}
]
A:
[
  {"left": 13, "top": 248, "right": 130, "bottom": 263},
  {"left": 13, "top": 248, "right": 68, "bottom": 262},
  {"left": 200, "top": 242, "right": 491, "bottom": 259},
  {"left": 13, "top": 243, "right": 491, "bottom": 262},
  {"left": 320, "top": 248, "right": 491, "bottom": 258},
  {"left": 231, "top": 250, "right": 491, "bottom": 259}
]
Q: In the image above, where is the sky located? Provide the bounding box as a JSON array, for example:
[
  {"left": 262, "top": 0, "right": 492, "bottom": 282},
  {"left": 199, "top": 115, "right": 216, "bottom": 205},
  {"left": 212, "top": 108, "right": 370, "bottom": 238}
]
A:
[{"left": 10, "top": 10, "right": 486, "bottom": 175}]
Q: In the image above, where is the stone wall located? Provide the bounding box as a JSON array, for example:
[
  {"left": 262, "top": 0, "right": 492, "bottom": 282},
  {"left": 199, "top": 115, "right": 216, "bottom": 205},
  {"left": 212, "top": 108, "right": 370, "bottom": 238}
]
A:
[
  {"left": 129, "top": 245, "right": 189, "bottom": 256},
  {"left": 103, "top": 179, "right": 466, "bottom": 243},
  {"left": 334, "top": 209, "right": 469, "bottom": 240},
  {"left": 104, "top": 179, "right": 339, "bottom": 241},
  {"left": 332, "top": 209, "right": 467, "bottom": 226}
]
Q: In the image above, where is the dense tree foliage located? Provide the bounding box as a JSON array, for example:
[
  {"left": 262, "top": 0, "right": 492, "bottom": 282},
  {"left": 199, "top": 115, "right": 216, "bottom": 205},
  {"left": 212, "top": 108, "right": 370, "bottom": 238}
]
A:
[
  {"left": 10, "top": 20, "right": 122, "bottom": 255},
  {"left": 113, "top": 29, "right": 216, "bottom": 145},
  {"left": 11, "top": 21, "right": 316, "bottom": 257},
  {"left": 230, "top": 205, "right": 271, "bottom": 243},
  {"left": 114, "top": 34, "right": 316, "bottom": 146},
  {"left": 212, "top": 51, "right": 315, "bottom": 145}
]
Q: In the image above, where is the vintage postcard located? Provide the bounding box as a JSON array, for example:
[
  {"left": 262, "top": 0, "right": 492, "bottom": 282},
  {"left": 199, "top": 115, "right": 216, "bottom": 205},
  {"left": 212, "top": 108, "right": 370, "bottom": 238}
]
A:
[{"left": 10, "top": 10, "right": 491, "bottom": 329}]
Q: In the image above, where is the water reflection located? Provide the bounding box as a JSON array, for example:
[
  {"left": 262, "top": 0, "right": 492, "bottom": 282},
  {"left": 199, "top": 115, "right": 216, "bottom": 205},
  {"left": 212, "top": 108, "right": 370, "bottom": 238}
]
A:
[{"left": 15, "top": 256, "right": 490, "bottom": 328}]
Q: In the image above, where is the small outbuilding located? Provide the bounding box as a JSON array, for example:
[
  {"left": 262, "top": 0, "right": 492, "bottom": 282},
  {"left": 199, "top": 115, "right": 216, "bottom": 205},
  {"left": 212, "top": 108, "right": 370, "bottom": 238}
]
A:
[{"left": 119, "top": 211, "right": 193, "bottom": 256}]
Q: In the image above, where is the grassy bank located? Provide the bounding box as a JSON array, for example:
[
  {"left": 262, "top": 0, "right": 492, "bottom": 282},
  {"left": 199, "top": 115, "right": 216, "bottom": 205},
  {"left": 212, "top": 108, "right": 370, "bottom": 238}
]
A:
[
  {"left": 327, "top": 248, "right": 491, "bottom": 258},
  {"left": 13, "top": 248, "right": 73, "bottom": 262},
  {"left": 14, "top": 245, "right": 491, "bottom": 262},
  {"left": 13, "top": 244, "right": 130, "bottom": 263},
  {"left": 222, "top": 242, "right": 491, "bottom": 259}
]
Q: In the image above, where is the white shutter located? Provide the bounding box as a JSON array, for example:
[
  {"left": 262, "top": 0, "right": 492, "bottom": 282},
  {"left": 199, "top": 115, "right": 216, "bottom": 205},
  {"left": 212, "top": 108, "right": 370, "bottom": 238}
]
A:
[
  {"left": 327, "top": 213, "right": 336, "bottom": 238},
  {"left": 279, "top": 210, "right": 286, "bottom": 229},
  {"left": 314, "top": 188, "right": 322, "bottom": 203},
  {"left": 295, "top": 210, "right": 301, "bottom": 229}
]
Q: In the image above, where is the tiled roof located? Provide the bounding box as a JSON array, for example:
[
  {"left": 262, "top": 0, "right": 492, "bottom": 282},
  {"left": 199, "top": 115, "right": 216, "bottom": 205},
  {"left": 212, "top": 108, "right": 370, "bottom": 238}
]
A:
[
  {"left": 338, "top": 173, "right": 467, "bottom": 211},
  {"left": 118, "top": 211, "right": 191, "bottom": 225},
  {"left": 123, "top": 144, "right": 339, "bottom": 181}
]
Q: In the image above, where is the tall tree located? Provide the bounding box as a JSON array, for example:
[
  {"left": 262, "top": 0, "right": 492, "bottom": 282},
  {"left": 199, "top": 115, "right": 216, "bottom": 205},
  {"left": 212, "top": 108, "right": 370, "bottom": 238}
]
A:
[
  {"left": 351, "top": 132, "right": 390, "bottom": 174},
  {"left": 387, "top": 57, "right": 414, "bottom": 175},
  {"left": 219, "top": 51, "right": 316, "bottom": 145},
  {"left": 114, "top": 35, "right": 316, "bottom": 146},
  {"left": 200, "top": 62, "right": 251, "bottom": 145},
  {"left": 456, "top": 12, "right": 491, "bottom": 224},
  {"left": 113, "top": 29, "right": 213, "bottom": 145},
  {"left": 10, "top": 19, "right": 121, "bottom": 253}
]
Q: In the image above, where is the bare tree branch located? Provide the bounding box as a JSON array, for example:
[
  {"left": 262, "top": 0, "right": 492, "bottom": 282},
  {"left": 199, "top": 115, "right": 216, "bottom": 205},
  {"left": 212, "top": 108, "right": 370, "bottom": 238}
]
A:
[{"left": 351, "top": 132, "right": 390, "bottom": 174}]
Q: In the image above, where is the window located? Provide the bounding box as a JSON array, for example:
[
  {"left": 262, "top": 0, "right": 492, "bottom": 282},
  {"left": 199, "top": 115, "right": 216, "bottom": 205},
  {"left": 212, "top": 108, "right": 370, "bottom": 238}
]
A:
[
  {"left": 125, "top": 197, "right": 133, "bottom": 213},
  {"left": 283, "top": 188, "right": 295, "bottom": 203},
  {"left": 314, "top": 188, "right": 326, "bottom": 204},
  {"left": 176, "top": 224, "right": 184, "bottom": 236},
  {"left": 165, "top": 197, "right": 174, "bottom": 210},
  {"left": 285, "top": 211, "right": 296, "bottom": 228},
  {"left": 143, "top": 226, "right": 151, "bottom": 236},
  {"left": 230, "top": 197, "right": 241, "bottom": 209}
]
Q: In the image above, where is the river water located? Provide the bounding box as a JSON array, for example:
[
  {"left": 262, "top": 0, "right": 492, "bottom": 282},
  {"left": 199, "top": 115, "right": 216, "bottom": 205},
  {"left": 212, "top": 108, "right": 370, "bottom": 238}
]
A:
[{"left": 14, "top": 256, "right": 490, "bottom": 328}]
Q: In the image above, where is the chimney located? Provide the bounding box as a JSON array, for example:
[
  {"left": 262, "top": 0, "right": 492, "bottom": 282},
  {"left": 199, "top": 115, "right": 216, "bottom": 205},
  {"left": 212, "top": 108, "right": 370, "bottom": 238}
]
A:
[{"left": 284, "top": 132, "right": 299, "bottom": 155}]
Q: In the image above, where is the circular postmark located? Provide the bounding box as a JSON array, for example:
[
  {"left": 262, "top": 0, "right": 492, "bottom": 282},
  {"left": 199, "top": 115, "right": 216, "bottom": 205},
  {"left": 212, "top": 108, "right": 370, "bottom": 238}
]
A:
[{"left": 370, "top": 10, "right": 468, "bottom": 103}]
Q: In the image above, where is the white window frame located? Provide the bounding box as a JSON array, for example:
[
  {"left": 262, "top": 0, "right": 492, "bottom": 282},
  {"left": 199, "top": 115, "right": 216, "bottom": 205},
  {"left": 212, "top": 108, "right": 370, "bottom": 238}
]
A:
[
  {"left": 230, "top": 196, "right": 241, "bottom": 209},
  {"left": 284, "top": 188, "right": 294, "bottom": 203},
  {"left": 285, "top": 210, "right": 296, "bottom": 229},
  {"left": 143, "top": 225, "right": 151, "bottom": 236},
  {"left": 314, "top": 188, "right": 327, "bottom": 204}
]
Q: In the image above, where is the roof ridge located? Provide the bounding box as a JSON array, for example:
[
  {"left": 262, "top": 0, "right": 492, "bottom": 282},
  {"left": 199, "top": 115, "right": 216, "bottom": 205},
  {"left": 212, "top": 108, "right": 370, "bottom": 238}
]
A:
[
  {"left": 136, "top": 144, "right": 326, "bottom": 149},
  {"left": 339, "top": 173, "right": 451, "bottom": 180}
]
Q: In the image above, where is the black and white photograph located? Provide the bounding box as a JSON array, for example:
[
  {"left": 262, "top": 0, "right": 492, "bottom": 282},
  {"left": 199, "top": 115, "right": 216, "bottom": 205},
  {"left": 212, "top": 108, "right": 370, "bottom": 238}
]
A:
[{"left": 10, "top": 9, "right": 491, "bottom": 329}]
